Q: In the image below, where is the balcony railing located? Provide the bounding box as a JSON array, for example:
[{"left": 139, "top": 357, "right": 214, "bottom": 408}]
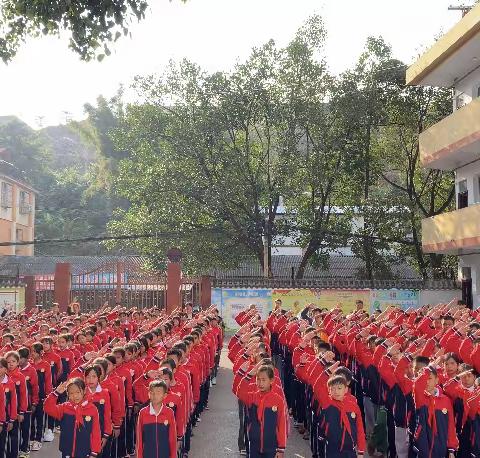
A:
[
  {"left": 422, "top": 204, "right": 480, "bottom": 253},
  {"left": 419, "top": 97, "right": 480, "bottom": 170}
]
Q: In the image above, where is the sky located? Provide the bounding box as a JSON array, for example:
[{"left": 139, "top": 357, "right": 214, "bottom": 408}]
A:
[{"left": 0, "top": 0, "right": 464, "bottom": 128}]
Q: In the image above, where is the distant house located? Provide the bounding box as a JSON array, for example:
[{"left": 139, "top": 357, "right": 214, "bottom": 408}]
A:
[{"left": 0, "top": 150, "right": 37, "bottom": 256}]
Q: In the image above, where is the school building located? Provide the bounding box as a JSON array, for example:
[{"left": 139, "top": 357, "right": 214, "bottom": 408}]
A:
[{"left": 406, "top": 3, "right": 480, "bottom": 308}]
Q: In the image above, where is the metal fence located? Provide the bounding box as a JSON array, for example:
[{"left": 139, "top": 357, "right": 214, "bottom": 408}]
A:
[
  {"left": 71, "top": 261, "right": 167, "bottom": 312},
  {"left": 34, "top": 274, "right": 55, "bottom": 308}
]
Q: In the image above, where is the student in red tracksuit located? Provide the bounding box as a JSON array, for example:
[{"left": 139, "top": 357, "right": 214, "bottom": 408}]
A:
[
  {"left": 413, "top": 366, "right": 458, "bottom": 458},
  {"left": 136, "top": 380, "right": 177, "bottom": 458},
  {"left": 0, "top": 357, "right": 18, "bottom": 458},
  {"left": 314, "top": 363, "right": 366, "bottom": 458},
  {"left": 84, "top": 365, "right": 113, "bottom": 458},
  {"left": 41, "top": 336, "right": 62, "bottom": 442},
  {"left": 235, "top": 365, "right": 287, "bottom": 458},
  {"left": 30, "top": 342, "right": 52, "bottom": 452},
  {"left": 44, "top": 378, "right": 101, "bottom": 458},
  {"left": 5, "top": 351, "right": 28, "bottom": 458},
  {"left": 18, "top": 347, "right": 39, "bottom": 456}
]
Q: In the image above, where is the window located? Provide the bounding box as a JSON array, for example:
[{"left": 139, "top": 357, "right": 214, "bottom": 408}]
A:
[
  {"left": 456, "top": 93, "right": 466, "bottom": 109},
  {"left": 19, "top": 190, "right": 31, "bottom": 214},
  {"left": 15, "top": 229, "right": 23, "bottom": 242},
  {"left": 458, "top": 179, "right": 469, "bottom": 209},
  {"left": 0, "top": 182, "right": 12, "bottom": 208},
  {"left": 477, "top": 86, "right": 480, "bottom": 98}
]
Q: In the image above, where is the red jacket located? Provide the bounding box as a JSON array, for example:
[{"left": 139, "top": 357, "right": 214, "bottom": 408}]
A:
[
  {"left": 20, "top": 363, "right": 39, "bottom": 408},
  {"left": 136, "top": 404, "right": 177, "bottom": 458}
]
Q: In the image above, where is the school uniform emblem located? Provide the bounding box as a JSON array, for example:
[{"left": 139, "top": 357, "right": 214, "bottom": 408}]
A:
[
  {"left": 100, "top": 399, "right": 105, "bottom": 405},
  {"left": 40, "top": 369, "right": 45, "bottom": 373},
  {"left": 65, "top": 358, "right": 69, "bottom": 361},
  {"left": 351, "top": 412, "right": 356, "bottom": 419},
  {"left": 442, "top": 408, "right": 448, "bottom": 414},
  {"left": 271, "top": 406, "right": 277, "bottom": 412},
  {"left": 168, "top": 402, "right": 174, "bottom": 408},
  {"left": 85, "top": 416, "right": 91, "bottom": 422},
  {"left": 15, "top": 381, "right": 20, "bottom": 386},
  {"left": 164, "top": 420, "right": 169, "bottom": 425}
]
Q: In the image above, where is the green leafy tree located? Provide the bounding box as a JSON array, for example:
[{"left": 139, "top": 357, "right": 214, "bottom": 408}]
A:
[{"left": 0, "top": 0, "right": 186, "bottom": 63}]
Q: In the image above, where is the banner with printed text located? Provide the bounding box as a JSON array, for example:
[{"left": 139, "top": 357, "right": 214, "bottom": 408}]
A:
[
  {"left": 211, "top": 288, "right": 272, "bottom": 330},
  {"left": 370, "top": 289, "right": 419, "bottom": 312},
  {"left": 271, "top": 288, "right": 370, "bottom": 314}
]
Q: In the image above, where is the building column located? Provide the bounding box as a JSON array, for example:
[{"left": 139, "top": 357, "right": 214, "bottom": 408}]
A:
[{"left": 54, "top": 263, "right": 71, "bottom": 312}]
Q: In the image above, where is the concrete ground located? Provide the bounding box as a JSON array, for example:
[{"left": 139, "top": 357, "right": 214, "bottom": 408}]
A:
[{"left": 36, "top": 344, "right": 312, "bottom": 458}]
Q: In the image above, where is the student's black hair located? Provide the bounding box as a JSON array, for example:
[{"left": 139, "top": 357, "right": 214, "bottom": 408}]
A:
[
  {"left": 257, "top": 365, "right": 274, "bottom": 380},
  {"left": 31, "top": 342, "right": 43, "bottom": 355},
  {"left": 327, "top": 375, "right": 348, "bottom": 387},
  {"left": 166, "top": 349, "right": 182, "bottom": 360},
  {"left": 3, "top": 334, "right": 14, "bottom": 342},
  {"left": 104, "top": 354, "right": 117, "bottom": 366},
  {"left": 444, "top": 352, "right": 461, "bottom": 364},
  {"left": 138, "top": 336, "right": 149, "bottom": 352},
  {"left": 441, "top": 315, "right": 455, "bottom": 323},
  {"left": 334, "top": 366, "right": 353, "bottom": 384},
  {"left": 173, "top": 342, "right": 187, "bottom": 354},
  {"left": 149, "top": 380, "right": 168, "bottom": 393},
  {"left": 258, "top": 352, "right": 270, "bottom": 360},
  {"left": 5, "top": 351, "right": 19, "bottom": 361},
  {"left": 260, "top": 358, "right": 273, "bottom": 367},
  {"left": 413, "top": 356, "right": 430, "bottom": 366},
  {"left": 159, "top": 367, "right": 173, "bottom": 381},
  {"left": 84, "top": 365, "right": 102, "bottom": 379},
  {"left": 316, "top": 341, "right": 331, "bottom": 352},
  {"left": 49, "top": 328, "right": 58, "bottom": 335},
  {"left": 112, "top": 347, "right": 126, "bottom": 358},
  {"left": 459, "top": 363, "right": 479, "bottom": 377},
  {"left": 0, "top": 358, "right": 7, "bottom": 369},
  {"left": 18, "top": 347, "right": 30, "bottom": 359},
  {"left": 160, "top": 358, "right": 176, "bottom": 371},
  {"left": 144, "top": 332, "right": 154, "bottom": 342},
  {"left": 67, "top": 377, "right": 86, "bottom": 392},
  {"left": 93, "top": 357, "right": 109, "bottom": 375},
  {"left": 124, "top": 343, "right": 137, "bottom": 354},
  {"left": 40, "top": 336, "right": 53, "bottom": 345}
]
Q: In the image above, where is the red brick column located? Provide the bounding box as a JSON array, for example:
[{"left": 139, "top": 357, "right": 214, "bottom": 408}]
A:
[
  {"left": 54, "top": 263, "right": 71, "bottom": 313},
  {"left": 24, "top": 275, "right": 36, "bottom": 312},
  {"left": 200, "top": 276, "right": 212, "bottom": 310}
]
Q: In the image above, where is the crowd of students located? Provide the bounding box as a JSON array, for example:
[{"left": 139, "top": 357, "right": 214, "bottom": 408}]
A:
[
  {"left": 230, "top": 297, "right": 480, "bottom": 458},
  {"left": 0, "top": 301, "right": 223, "bottom": 458}
]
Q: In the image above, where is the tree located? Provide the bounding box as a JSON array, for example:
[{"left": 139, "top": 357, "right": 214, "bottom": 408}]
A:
[
  {"left": 335, "top": 37, "right": 406, "bottom": 280},
  {"left": 0, "top": 0, "right": 185, "bottom": 63},
  {"left": 379, "top": 84, "right": 454, "bottom": 278},
  {"left": 277, "top": 16, "right": 351, "bottom": 279}
]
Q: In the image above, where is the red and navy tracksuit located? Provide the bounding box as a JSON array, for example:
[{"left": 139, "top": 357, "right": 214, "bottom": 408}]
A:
[
  {"left": 136, "top": 403, "right": 177, "bottom": 458},
  {"left": 235, "top": 374, "right": 287, "bottom": 458},
  {"left": 412, "top": 368, "right": 458, "bottom": 457},
  {"left": 30, "top": 359, "right": 52, "bottom": 443},
  {"left": 44, "top": 391, "right": 101, "bottom": 458}
]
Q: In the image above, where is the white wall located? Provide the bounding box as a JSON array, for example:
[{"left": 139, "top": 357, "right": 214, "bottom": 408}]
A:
[
  {"left": 455, "top": 68, "right": 480, "bottom": 106},
  {"left": 419, "top": 289, "right": 461, "bottom": 307}
]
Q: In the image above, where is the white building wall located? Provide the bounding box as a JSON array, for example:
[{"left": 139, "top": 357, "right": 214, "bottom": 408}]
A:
[{"left": 419, "top": 289, "right": 461, "bottom": 307}]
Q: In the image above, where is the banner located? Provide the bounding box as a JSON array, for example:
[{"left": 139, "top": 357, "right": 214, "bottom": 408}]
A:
[
  {"left": 271, "top": 289, "right": 370, "bottom": 314},
  {"left": 212, "top": 288, "right": 272, "bottom": 330},
  {"left": 370, "top": 289, "right": 419, "bottom": 312},
  {"left": 0, "top": 287, "right": 25, "bottom": 314}
]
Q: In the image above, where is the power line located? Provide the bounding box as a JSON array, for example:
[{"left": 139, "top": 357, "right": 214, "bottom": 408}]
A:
[{"left": 0, "top": 227, "right": 416, "bottom": 247}]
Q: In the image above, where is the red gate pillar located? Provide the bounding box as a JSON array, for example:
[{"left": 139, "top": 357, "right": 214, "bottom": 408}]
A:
[
  {"left": 200, "top": 276, "right": 212, "bottom": 310},
  {"left": 166, "top": 249, "right": 182, "bottom": 314},
  {"left": 116, "top": 262, "right": 123, "bottom": 304},
  {"left": 54, "top": 263, "right": 71, "bottom": 313},
  {"left": 24, "top": 275, "right": 36, "bottom": 312}
]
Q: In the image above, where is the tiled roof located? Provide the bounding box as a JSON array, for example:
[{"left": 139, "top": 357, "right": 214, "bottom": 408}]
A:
[
  {"left": 0, "top": 255, "right": 149, "bottom": 276},
  {"left": 212, "top": 255, "right": 421, "bottom": 280}
]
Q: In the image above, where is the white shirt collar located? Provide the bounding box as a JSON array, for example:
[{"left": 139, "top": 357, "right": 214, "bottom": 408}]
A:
[
  {"left": 149, "top": 403, "right": 163, "bottom": 416},
  {"left": 1, "top": 375, "right": 7, "bottom": 384}
]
